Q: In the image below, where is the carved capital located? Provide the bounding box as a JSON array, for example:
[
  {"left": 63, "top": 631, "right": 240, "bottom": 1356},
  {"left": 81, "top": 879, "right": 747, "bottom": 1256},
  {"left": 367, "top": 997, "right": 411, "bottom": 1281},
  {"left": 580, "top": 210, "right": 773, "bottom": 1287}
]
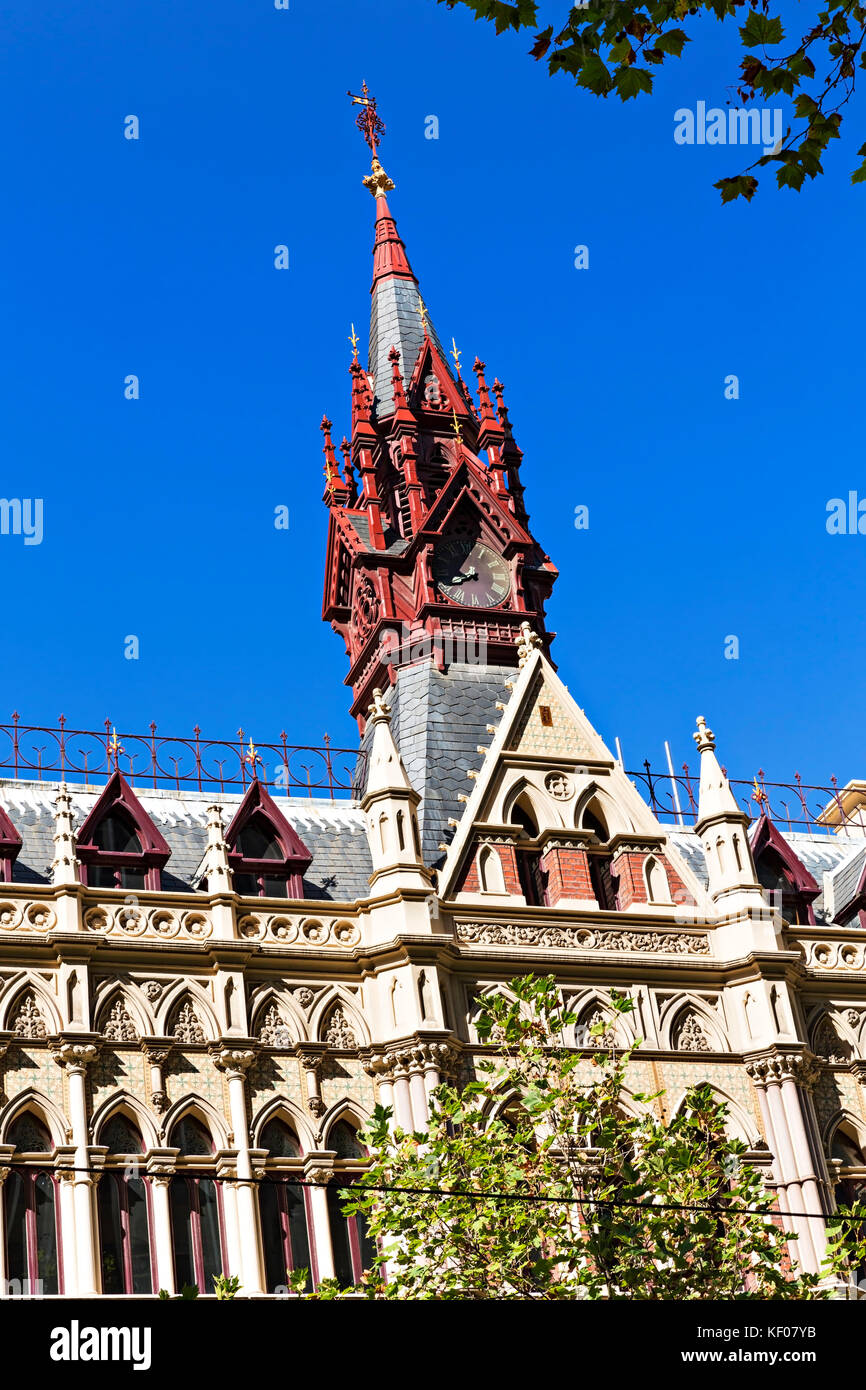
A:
[
  {"left": 140, "top": 1037, "right": 173, "bottom": 1066},
  {"left": 745, "top": 1048, "right": 820, "bottom": 1089},
  {"left": 51, "top": 1039, "right": 100, "bottom": 1072},
  {"left": 210, "top": 1045, "right": 257, "bottom": 1079},
  {"left": 150, "top": 1091, "right": 170, "bottom": 1114},
  {"left": 294, "top": 1042, "right": 327, "bottom": 1073}
]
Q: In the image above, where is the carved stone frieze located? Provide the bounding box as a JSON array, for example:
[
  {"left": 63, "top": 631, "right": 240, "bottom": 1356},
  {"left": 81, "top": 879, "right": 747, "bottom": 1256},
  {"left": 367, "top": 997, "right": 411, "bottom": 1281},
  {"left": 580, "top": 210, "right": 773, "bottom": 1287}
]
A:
[{"left": 455, "top": 921, "right": 710, "bottom": 954}]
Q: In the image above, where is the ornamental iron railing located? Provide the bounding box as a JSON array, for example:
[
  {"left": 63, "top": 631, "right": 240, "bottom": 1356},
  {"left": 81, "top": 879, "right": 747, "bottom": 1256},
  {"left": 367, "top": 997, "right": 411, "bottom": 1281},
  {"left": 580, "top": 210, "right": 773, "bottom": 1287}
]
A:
[
  {"left": 0, "top": 715, "right": 364, "bottom": 800},
  {"left": 626, "top": 762, "right": 857, "bottom": 837}
]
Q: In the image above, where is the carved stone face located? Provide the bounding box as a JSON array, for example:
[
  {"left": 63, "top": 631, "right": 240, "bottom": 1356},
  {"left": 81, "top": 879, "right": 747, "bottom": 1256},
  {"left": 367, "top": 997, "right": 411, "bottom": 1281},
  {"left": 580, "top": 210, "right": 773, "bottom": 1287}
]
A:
[{"left": 433, "top": 536, "right": 510, "bottom": 608}]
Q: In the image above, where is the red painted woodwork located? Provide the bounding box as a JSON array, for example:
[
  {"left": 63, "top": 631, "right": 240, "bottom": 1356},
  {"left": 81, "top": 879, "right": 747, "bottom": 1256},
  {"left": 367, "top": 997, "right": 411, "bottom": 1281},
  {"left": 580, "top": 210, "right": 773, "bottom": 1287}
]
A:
[
  {"left": 223, "top": 778, "right": 312, "bottom": 899},
  {"left": 77, "top": 771, "right": 171, "bottom": 891}
]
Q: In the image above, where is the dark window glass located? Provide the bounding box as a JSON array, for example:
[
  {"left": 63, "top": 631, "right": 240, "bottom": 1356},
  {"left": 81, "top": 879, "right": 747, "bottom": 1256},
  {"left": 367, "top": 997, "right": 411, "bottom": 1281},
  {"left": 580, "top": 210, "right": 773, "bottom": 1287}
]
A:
[
  {"left": 233, "top": 872, "right": 257, "bottom": 896},
  {"left": 33, "top": 1174, "right": 59, "bottom": 1295},
  {"left": 119, "top": 868, "right": 146, "bottom": 890},
  {"left": 8, "top": 1114, "right": 52, "bottom": 1153},
  {"left": 102, "top": 1114, "right": 143, "bottom": 1155},
  {"left": 170, "top": 1116, "right": 213, "bottom": 1156},
  {"left": 93, "top": 814, "right": 143, "bottom": 854},
  {"left": 127, "top": 1177, "right": 153, "bottom": 1294},
  {"left": 98, "top": 1178, "right": 124, "bottom": 1295},
  {"left": 260, "top": 1182, "right": 287, "bottom": 1292},
  {"left": 327, "top": 1185, "right": 355, "bottom": 1288},
  {"left": 329, "top": 1122, "right": 365, "bottom": 1159},
  {"left": 261, "top": 1119, "right": 301, "bottom": 1158},
  {"left": 286, "top": 1184, "right": 311, "bottom": 1284},
  {"left": 198, "top": 1179, "right": 222, "bottom": 1287},
  {"left": 237, "top": 819, "right": 282, "bottom": 860},
  {"left": 170, "top": 1178, "right": 195, "bottom": 1289},
  {"left": 262, "top": 877, "right": 288, "bottom": 898},
  {"left": 4, "top": 1172, "right": 27, "bottom": 1288}
]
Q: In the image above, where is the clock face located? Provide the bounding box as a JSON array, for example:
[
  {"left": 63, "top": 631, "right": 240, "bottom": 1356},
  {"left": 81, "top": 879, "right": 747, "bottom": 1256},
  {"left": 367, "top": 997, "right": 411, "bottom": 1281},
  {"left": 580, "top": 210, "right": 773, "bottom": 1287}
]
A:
[{"left": 433, "top": 536, "right": 511, "bottom": 608}]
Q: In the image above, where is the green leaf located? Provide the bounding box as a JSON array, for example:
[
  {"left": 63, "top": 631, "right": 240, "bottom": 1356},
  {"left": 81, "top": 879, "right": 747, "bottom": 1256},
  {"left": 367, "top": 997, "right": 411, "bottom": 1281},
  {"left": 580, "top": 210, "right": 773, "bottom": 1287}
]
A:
[
  {"left": 615, "top": 66, "right": 653, "bottom": 100},
  {"left": 577, "top": 51, "right": 613, "bottom": 95},
  {"left": 740, "top": 10, "right": 784, "bottom": 48},
  {"left": 715, "top": 174, "right": 759, "bottom": 203}
]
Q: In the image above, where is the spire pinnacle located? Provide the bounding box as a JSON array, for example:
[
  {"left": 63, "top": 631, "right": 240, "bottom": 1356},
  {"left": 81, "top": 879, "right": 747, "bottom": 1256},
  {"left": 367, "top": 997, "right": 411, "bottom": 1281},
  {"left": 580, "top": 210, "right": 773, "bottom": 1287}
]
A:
[{"left": 693, "top": 715, "right": 715, "bottom": 753}]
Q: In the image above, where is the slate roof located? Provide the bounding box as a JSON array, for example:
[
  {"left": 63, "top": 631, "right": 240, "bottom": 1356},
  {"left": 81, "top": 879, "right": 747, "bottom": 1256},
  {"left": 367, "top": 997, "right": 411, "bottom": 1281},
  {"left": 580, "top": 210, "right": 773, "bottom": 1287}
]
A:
[
  {"left": 0, "top": 781, "right": 373, "bottom": 902},
  {"left": 668, "top": 826, "right": 862, "bottom": 924},
  {"left": 369, "top": 276, "right": 449, "bottom": 419},
  {"left": 825, "top": 843, "right": 866, "bottom": 921},
  {"left": 346, "top": 511, "right": 409, "bottom": 556},
  {"left": 357, "top": 660, "right": 515, "bottom": 863}
]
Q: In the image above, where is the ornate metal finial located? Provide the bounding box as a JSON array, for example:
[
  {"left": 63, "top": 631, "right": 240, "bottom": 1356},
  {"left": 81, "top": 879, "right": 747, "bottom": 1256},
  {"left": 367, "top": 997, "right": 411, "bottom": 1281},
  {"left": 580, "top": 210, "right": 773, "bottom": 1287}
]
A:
[
  {"left": 693, "top": 716, "right": 715, "bottom": 753},
  {"left": 347, "top": 80, "right": 386, "bottom": 155},
  {"left": 368, "top": 688, "right": 391, "bottom": 723},
  {"left": 417, "top": 296, "right": 429, "bottom": 336},
  {"left": 752, "top": 774, "right": 768, "bottom": 807},
  {"left": 451, "top": 408, "right": 463, "bottom": 441},
  {"left": 348, "top": 323, "right": 360, "bottom": 363},
  {"left": 245, "top": 738, "right": 262, "bottom": 777},
  {"left": 109, "top": 727, "right": 124, "bottom": 768},
  {"left": 450, "top": 338, "right": 462, "bottom": 374},
  {"left": 516, "top": 621, "right": 543, "bottom": 668}
]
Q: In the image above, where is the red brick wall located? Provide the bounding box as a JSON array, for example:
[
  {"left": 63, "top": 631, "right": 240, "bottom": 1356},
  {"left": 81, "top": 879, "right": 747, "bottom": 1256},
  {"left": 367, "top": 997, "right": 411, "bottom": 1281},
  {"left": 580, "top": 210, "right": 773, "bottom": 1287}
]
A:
[
  {"left": 457, "top": 842, "right": 522, "bottom": 896},
  {"left": 542, "top": 845, "right": 594, "bottom": 905}
]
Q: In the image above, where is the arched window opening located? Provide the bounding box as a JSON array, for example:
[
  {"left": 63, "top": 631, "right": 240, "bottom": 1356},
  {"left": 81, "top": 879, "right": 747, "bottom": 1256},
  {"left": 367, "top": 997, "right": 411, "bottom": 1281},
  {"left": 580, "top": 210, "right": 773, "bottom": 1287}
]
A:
[
  {"left": 645, "top": 856, "right": 668, "bottom": 905},
  {"left": 224, "top": 780, "right": 312, "bottom": 900},
  {"left": 581, "top": 806, "right": 609, "bottom": 842},
  {"left": 831, "top": 1123, "right": 866, "bottom": 1279},
  {"left": 76, "top": 771, "right": 170, "bottom": 891},
  {"left": 259, "top": 1118, "right": 312, "bottom": 1294},
  {"left": 479, "top": 845, "right": 507, "bottom": 894},
  {"left": 97, "top": 1114, "right": 154, "bottom": 1295},
  {"left": 751, "top": 813, "right": 819, "bottom": 926},
  {"left": 581, "top": 800, "right": 619, "bottom": 910},
  {"left": 326, "top": 1122, "right": 377, "bottom": 1288},
  {"left": 396, "top": 811, "right": 406, "bottom": 853},
  {"left": 510, "top": 795, "right": 547, "bottom": 907},
  {"left": 4, "top": 1113, "right": 61, "bottom": 1295},
  {"left": 168, "top": 1115, "right": 226, "bottom": 1295}
]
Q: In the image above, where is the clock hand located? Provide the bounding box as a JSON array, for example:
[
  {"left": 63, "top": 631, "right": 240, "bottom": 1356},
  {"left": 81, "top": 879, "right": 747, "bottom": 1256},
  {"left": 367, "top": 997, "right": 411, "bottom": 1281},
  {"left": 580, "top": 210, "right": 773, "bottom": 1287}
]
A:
[{"left": 449, "top": 568, "right": 478, "bottom": 584}]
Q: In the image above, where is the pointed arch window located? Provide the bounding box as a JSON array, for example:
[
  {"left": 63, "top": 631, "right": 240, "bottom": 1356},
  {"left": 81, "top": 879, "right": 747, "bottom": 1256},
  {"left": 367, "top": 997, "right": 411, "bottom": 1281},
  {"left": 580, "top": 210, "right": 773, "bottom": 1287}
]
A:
[
  {"left": 258, "top": 1118, "right": 313, "bottom": 1293},
  {"left": 224, "top": 781, "right": 312, "bottom": 900},
  {"left": 97, "top": 1114, "right": 155, "bottom": 1295},
  {"left": 581, "top": 800, "right": 620, "bottom": 911},
  {"left": 77, "top": 771, "right": 171, "bottom": 891},
  {"left": 0, "top": 802, "right": 22, "bottom": 884},
  {"left": 168, "top": 1116, "right": 226, "bottom": 1295},
  {"left": 4, "top": 1113, "right": 61, "bottom": 1295},
  {"left": 326, "top": 1121, "right": 377, "bottom": 1288},
  {"left": 510, "top": 796, "right": 548, "bottom": 907}
]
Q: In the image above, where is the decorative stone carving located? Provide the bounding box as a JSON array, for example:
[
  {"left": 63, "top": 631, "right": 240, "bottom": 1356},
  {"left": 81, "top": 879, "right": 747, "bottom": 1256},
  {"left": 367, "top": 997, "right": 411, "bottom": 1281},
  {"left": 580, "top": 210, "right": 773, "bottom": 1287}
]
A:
[
  {"left": 745, "top": 1050, "right": 821, "bottom": 1089},
  {"left": 151, "top": 1091, "right": 169, "bottom": 1115},
  {"left": 675, "top": 1010, "right": 711, "bottom": 1053},
  {"left": 812, "top": 1015, "right": 851, "bottom": 1064},
  {"left": 258, "top": 1005, "right": 293, "bottom": 1049},
  {"left": 323, "top": 1004, "right": 357, "bottom": 1049},
  {"left": 103, "top": 999, "right": 138, "bottom": 1043},
  {"left": 171, "top": 1001, "right": 206, "bottom": 1044},
  {"left": 575, "top": 1006, "right": 614, "bottom": 1048},
  {"left": 51, "top": 1041, "right": 100, "bottom": 1071},
  {"left": 294, "top": 987, "right": 315, "bottom": 1011},
  {"left": 455, "top": 921, "right": 710, "bottom": 954},
  {"left": 211, "top": 1046, "right": 257, "bottom": 1078},
  {"left": 544, "top": 771, "right": 573, "bottom": 801},
  {"left": 141, "top": 981, "right": 164, "bottom": 1002},
  {"left": 11, "top": 992, "right": 47, "bottom": 1039}
]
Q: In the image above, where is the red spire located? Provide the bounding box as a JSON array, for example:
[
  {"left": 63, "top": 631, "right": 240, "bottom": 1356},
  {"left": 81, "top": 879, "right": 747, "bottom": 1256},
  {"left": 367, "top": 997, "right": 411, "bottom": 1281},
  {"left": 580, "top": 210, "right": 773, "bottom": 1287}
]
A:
[
  {"left": 473, "top": 358, "right": 499, "bottom": 431},
  {"left": 388, "top": 345, "right": 414, "bottom": 425},
  {"left": 371, "top": 192, "right": 415, "bottom": 289},
  {"left": 321, "top": 415, "right": 348, "bottom": 505}
]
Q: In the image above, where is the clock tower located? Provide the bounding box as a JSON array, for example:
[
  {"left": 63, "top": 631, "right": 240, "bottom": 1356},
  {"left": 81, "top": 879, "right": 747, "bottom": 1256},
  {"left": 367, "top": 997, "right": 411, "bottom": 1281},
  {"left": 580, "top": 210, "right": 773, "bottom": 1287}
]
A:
[{"left": 322, "top": 87, "right": 558, "bottom": 857}]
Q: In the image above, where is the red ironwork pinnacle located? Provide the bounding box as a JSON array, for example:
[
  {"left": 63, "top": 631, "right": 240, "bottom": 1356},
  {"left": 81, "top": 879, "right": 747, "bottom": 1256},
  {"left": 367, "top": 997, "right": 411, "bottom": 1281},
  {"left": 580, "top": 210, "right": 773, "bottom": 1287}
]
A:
[{"left": 347, "top": 81, "right": 386, "bottom": 155}]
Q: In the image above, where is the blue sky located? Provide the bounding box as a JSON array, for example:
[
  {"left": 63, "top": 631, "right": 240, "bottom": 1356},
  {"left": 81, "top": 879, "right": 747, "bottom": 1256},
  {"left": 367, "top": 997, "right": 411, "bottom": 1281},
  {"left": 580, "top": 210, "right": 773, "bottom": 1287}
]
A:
[{"left": 1, "top": 0, "right": 863, "bottom": 799}]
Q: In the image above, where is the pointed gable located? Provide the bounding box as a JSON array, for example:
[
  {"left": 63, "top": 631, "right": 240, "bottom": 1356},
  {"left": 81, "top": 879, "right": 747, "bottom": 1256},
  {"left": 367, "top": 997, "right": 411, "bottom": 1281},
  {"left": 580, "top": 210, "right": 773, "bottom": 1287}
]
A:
[
  {"left": 224, "top": 779, "right": 312, "bottom": 899},
  {"left": 749, "top": 812, "right": 819, "bottom": 924},
  {"left": 439, "top": 646, "right": 709, "bottom": 916},
  {"left": 77, "top": 771, "right": 171, "bottom": 890}
]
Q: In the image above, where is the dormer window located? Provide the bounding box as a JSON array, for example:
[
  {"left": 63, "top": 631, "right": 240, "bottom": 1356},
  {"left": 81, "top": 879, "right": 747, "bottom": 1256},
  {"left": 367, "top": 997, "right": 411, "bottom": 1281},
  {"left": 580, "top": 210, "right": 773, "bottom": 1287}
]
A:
[
  {"left": 0, "top": 802, "right": 22, "bottom": 884},
  {"left": 77, "top": 771, "right": 170, "bottom": 891},
  {"left": 224, "top": 780, "right": 312, "bottom": 900},
  {"left": 750, "top": 813, "right": 818, "bottom": 926}
]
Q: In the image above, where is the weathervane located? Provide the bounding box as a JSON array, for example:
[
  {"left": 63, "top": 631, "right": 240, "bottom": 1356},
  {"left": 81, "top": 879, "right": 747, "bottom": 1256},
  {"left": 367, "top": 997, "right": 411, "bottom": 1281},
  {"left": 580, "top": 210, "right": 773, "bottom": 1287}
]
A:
[{"left": 347, "top": 80, "right": 386, "bottom": 155}]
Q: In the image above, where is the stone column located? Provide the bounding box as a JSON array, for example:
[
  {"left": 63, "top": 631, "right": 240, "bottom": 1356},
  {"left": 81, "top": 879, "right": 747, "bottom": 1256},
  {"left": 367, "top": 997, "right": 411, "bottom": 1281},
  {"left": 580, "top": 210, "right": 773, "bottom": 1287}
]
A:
[
  {"left": 147, "top": 1153, "right": 178, "bottom": 1296},
  {"left": 212, "top": 1045, "right": 264, "bottom": 1296},
  {"left": 140, "top": 1040, "right": 173, "bottom": 1118},
  {"left": 295, "top": 1044, "right": 327, "bottom": 1142},
  {"left": 747, "top": 1051, "right": 824, "bottom": 1274},
  {"left": 52, "top": 1039, "right": 100, "bottom": 1294},
  {"left": 304, "top": 1154, "right": 336, "bottom": 1283}
]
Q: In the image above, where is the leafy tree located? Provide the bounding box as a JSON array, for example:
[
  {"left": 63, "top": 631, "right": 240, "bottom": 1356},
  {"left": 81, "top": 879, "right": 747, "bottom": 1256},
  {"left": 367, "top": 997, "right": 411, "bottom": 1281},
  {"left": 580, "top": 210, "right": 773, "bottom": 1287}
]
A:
[
  {"left": 435, "top": 1, "right": 866, "bottom": 201},
  {"left": 302, "top": 976, "right": 866, "bottom": 1299}
]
